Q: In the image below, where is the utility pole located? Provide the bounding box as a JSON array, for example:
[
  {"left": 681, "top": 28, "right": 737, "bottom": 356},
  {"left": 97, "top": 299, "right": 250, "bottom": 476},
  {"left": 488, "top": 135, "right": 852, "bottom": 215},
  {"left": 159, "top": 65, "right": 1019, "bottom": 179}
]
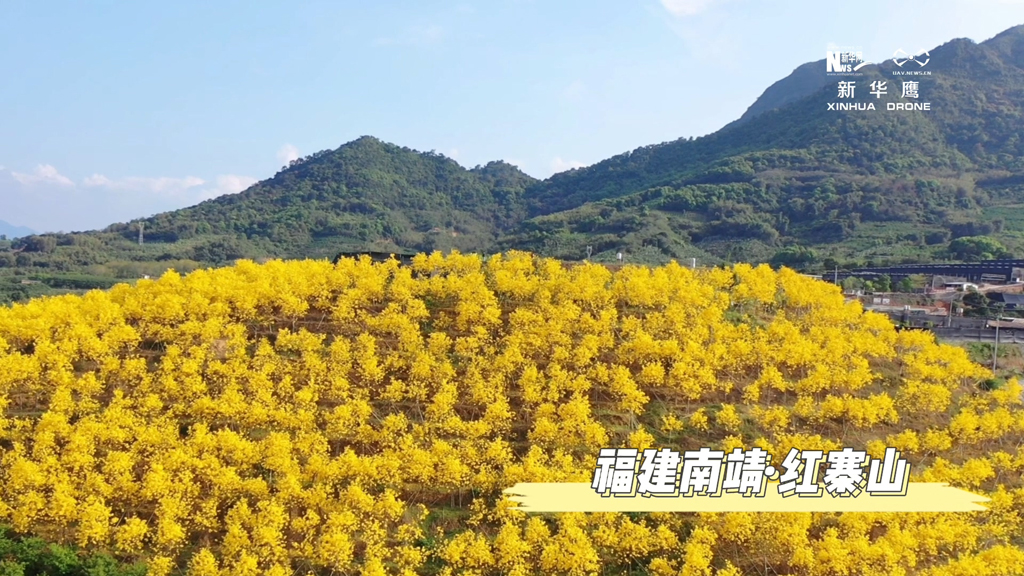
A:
[
  {"left": 691, "top": 257, "right": 697, "bottom": 269},
  {"left": 993, "top": 320, "right": 1000, "bottom": 371},
  {"left": 586, "top": 245, "right": 593, "bottom": 260},
  {"left": 993, "top": 302, "right": 1006, "bottom": 372},
  {"left": 138, "top": 222, "right": 144, "bottom": 246},
  {"left": 834, "top": 265, "right": 838, "bottom": 285}
]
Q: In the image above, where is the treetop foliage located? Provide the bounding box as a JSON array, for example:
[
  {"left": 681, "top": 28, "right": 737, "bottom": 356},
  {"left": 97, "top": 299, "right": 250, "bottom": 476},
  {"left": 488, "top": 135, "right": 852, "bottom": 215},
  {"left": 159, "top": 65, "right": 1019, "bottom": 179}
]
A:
[{"left": 0, "top": 252, "right": 1022, "bottom": 574}]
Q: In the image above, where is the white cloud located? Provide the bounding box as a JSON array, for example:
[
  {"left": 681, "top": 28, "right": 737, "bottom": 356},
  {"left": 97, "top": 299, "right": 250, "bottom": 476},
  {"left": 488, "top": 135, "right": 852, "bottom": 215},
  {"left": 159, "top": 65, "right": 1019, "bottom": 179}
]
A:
[
  {"left": 11, "top": 164, "right": 74, "bottom": 187},
  {"left": 197, "top": 175, "right": 257, "bottom": 201},
  {"left": 83, "top": 174, "right": 206, "bottom": 195},
  {"left": 216, "top": 174, "right": 256, "bottom": 194},
  {"left": 277, "top": 143, "right": 300, "bottom": 164},
  {"left": 660, "top": 0, "right": 719, "bottom": 17},
  {"left": 82, "top": 174, "right": 111, "bottom": 187},
  {"left": 83, "top": 172, "right": 255, "bottom": 201},
  {"left": 448, "top": 148, "right": 460, "bottom": 160},
  {"left": 3, "top": 163, "right": 257, "bottom": 233},
  {"left": 551, "top": 157, "right": 587, "bottom": 173}
]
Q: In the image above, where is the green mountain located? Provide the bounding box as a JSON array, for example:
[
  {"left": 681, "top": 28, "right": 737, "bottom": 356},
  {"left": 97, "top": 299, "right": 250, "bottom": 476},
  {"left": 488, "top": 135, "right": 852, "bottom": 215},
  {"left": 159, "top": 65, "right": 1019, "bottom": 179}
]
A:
[
  {"left": 728, "top": 60, "right": 831, "bottom": 128},
  {"left": 6, "top": 25, "right": 1024, "bottom": 299},
  {"left": 509, "top": 26, "right": 1024, "bottom": 263},
  {"left": 112, "top": 137, "right": 536, "bottom": 259}
]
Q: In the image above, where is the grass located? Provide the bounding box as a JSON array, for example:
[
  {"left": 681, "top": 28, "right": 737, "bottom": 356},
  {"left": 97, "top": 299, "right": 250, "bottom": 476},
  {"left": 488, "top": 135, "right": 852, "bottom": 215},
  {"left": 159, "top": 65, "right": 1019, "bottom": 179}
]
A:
[
  {"left": 959, "top": 341, "right": 1024, "bottom": 382},
  {"left": 983, "top": 204, "right": 1024, "bottom": 232}
]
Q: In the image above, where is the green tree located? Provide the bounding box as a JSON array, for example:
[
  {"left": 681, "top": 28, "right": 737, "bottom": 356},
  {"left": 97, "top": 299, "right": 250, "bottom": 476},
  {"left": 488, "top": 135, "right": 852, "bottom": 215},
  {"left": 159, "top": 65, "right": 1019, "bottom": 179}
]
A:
[
  {"left": 841, "top": 277, "right": 864, "bottom": 292},
  {"left": 948, "top": 236, "right": 1010, "bottom": 260},
  {"left": 0, "top": 527, "right": 147, "bottom": 576},
  {"left": 876, "top": 274, "right": 893, "bottom": 292},
  {"left": 769, "top": 246, "right": 817, "bottom": 269},
  {"left": 962, "top": 289, "right": 990, "bottom": 317},
  {"left": 925, "top": 230, "right": 951, "bottom": 245},
  {"left": 19, "top": 235, "right": 57, "bottom": 253}
]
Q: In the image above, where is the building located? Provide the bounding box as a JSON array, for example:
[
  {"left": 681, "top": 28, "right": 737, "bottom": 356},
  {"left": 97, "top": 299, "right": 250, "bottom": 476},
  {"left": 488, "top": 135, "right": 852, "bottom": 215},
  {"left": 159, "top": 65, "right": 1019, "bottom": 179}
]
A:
[
  {"left": 942, "top": 280, "right": 979, "bottom": 291},
  {"left": 987, "top": 292, "right": 1024, "bottom": 310},
  {"left": 987, "top": 318, "right": 1024, "bottom": 330}
]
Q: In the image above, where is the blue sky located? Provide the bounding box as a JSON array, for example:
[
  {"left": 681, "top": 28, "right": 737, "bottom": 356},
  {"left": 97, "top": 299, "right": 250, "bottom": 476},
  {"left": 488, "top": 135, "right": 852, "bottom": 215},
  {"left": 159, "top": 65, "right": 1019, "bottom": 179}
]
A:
[{"left": 3, "top": 0, "right": 1024, "bottom": 233}]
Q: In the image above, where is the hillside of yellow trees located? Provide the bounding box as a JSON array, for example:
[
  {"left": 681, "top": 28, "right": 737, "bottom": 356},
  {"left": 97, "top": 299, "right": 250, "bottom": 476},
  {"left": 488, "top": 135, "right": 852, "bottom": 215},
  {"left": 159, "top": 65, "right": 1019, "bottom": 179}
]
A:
[{"left": 1, "top": 251, "right": 1023, "bottom": 576}]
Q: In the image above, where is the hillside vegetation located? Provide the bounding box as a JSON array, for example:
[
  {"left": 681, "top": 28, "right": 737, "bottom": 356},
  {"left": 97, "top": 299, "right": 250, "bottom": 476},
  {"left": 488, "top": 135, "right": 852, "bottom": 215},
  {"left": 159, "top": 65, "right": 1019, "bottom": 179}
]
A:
[
  {"left": 8, "top": 28, "right": 1024, "bottom": 304},
  {"left": 0, "top": 252, "right": 1023, "bottom": 575}
]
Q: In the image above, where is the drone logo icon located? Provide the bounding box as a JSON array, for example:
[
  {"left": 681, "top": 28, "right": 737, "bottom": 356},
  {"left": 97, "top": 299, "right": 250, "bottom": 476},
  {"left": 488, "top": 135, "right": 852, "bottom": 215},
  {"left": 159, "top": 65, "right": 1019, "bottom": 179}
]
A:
[{"left": 893, "top": 48, "right": 930, "bottom": 67}]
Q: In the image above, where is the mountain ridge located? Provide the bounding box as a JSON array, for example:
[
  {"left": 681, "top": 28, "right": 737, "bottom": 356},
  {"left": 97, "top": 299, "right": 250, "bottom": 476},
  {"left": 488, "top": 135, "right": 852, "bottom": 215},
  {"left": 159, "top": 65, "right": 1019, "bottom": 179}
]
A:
[
  {"left": 6, "top": 24, "right": 1024, "bottom": 285},
  {"left": 0, "top": 220, "right": 35, "bottom": 239}
]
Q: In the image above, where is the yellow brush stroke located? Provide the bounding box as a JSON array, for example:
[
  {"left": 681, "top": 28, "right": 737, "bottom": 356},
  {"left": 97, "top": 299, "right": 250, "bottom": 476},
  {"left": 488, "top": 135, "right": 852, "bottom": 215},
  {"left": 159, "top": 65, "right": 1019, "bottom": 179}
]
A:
[{"left": 503, "top": 483, "right": 989, "bottom": 512}]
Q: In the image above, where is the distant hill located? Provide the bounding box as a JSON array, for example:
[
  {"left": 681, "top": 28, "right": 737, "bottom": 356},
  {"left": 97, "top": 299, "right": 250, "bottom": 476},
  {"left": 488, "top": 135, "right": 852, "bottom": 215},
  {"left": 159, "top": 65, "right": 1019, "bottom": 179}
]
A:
[
  {"left": 103, "top": 137, "right": 536, "bottom": 262},
  {"left": 6, "top": 25, "right": 1024, "bottom": 287},
  {"left": 511, "top": 25, "right": 1024, "bottom": 262},
  {"left": 0, "top": 220, "right": 35, "bottom": 239}
]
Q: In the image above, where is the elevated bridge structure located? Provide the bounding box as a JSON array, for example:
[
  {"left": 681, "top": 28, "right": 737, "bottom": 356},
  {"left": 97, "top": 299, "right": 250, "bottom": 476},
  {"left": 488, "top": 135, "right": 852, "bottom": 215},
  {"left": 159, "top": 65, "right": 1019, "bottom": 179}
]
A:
[{"left": 834, "top": 260, "right": 1024, "bottom": 284}]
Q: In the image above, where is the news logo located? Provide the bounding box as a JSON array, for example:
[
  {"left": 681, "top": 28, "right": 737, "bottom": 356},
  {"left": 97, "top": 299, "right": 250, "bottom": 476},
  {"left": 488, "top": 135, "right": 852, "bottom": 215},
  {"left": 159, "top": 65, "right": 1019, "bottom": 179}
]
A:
[
  {"left": 826, "top": 46, "right": 871, "bottom": 75},
  {"left": 827, "top": 80, "right": 931, "bottom": 112},
  {"left": 891, "top": 47, "right": 933, "bottom": 76},
  {"left": 893, "top": 48, "right": 930, "bottom": 68}
]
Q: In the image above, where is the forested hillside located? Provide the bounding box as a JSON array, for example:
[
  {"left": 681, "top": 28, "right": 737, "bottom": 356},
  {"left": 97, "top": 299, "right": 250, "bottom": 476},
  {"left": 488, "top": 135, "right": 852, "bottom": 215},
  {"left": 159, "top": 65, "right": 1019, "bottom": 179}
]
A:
[
  {"left": 114, "top": 137, "right": 536, "bottom": 260},
  {"left": 511, "top": 26, "right": 1024, "bottom": 263},
  {"left": 6, "top": 26, "right": 1024, "bottom": 301}
]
